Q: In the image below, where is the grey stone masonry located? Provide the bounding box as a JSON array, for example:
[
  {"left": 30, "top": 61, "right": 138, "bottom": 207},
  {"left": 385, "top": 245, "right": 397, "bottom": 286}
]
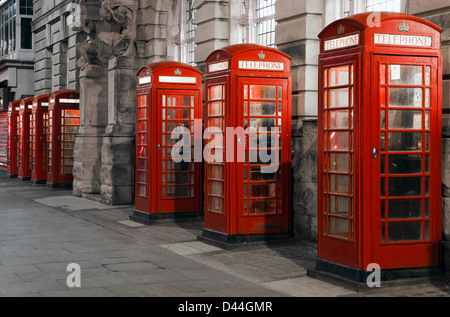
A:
[
  {"left": 32, "top": 0, "right": 79, "bottom": 95},
  {"left": 275, "top": 0, "right": 323, "bottom": 241}
]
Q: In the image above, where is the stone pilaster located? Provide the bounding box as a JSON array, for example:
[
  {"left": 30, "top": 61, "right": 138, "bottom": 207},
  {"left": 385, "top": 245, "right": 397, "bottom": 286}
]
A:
[
  {"left": 194, "top": 0, "right": 230, "bottom": 70},
  {"left": 292, "top": 120, "right": 318, "bottom": 241},
  {"left": 275, "top": 0, "right": 323, "bottom": 241},
  {"left": 73, "top": 66, "right": 108, "bottom": 197},
  {"left": 99, "top": 56, "right": 137, "bottom": 205}
]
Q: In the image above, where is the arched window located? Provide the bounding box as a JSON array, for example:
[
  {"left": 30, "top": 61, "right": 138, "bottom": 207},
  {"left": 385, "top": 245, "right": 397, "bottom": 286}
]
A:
[
  {"left": 237, "top": 0, "right": 277, "bottom": 48},
  {"left": 185, "top": 0, "right": 196, "bottom": 66},
  {"left": 176, "top": 0, "right": 196, "bottom": 66},
  {"left": 326, "top": 0, "right": 406, "bottom": 24}
]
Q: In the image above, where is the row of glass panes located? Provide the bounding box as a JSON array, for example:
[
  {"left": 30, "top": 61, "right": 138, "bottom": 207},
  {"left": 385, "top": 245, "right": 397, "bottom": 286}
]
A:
[
  {"left": 381, "top": 110, "right": 430, "bottom": 130},
  {"left": 255, "top": 0, "right": 276, "bottom": 19},
  {"left": 0, "top": 16, "right": 15, "bottom": 56},
  {"left": 381, "top": 65, "right": 431, "bottom": 86},
  {"left": 381, "top": 176, "right": 430, "bottom": 197},
  {"left": 366, "top": 0, "right": 402, "bottom": 13}
]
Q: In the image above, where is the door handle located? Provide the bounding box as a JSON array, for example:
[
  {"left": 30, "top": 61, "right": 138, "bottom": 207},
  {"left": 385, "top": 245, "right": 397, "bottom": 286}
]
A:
[
  {"left": 372, "top": 147, "right": 378, "bottom": 159},
  {"left": 157, "top": 144, "right": 161, "bottom": 150}
]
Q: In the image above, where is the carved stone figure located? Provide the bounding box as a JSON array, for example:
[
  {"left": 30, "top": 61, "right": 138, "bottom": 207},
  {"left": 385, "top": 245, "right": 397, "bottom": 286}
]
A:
[
  {"left": 76, "top": 20, "right": 113, "bottom": 69},
  {"left": 98, "top": 0, "right": 137, "bottom": 58}
]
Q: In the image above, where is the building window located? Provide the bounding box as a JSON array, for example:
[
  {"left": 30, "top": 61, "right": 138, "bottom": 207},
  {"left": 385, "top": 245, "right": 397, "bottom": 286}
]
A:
[
  {"left": 326, "top": 0, "right": 405, "bottom": 25},
  {"left": 238, "top": 0, "right": 277, "bottom": 48},
  {"left": 176, "top": 0, "right": 195, "bottom": 66},
  {"left": 176, "top": 0, "right": 196, "bottom": 66},
  {"left": 19, "top": 0, "right": 33, "bottom": 15},
  {"left": 366, "top": 0, "right": 402, "bottom": 12},
  {"left": 255, "top": 0, "right": 276, "bottom": 47},
  {"left": 185, "top": 0, "right": 196, "bottom": 66},
  {"left": 21, "top": 17, "right": 31, "bottom": 49},
  {"left": 0, "top": 2, "right": 16, "bottom": 57}
]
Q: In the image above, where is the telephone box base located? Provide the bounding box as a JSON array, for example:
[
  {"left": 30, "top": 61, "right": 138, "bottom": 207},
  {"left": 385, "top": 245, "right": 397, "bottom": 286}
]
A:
[
  {"left": 31, "top": 180, "right": 46, "bottom": 185},
  {"left": 19, "top": 177, "right": 31, "bottom": 182},
  {"left": 45, "top": 183, "right": 73, "bottom": 190},
  {"left": 130, "top": 209, "right": 201, "bottom": 225},
  {"left": 7, "top": 174, "right": 18, "bottom": 179},
  {"left": 308, "top": 258, "right": 443, "bottom": 286},
  {"left": 199, "top": 228, "right": 293, "bottom": 249}
]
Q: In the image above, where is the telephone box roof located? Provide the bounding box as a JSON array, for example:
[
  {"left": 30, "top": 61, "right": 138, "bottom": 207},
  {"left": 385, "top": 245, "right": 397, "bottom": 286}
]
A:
[{"left": 319, "top": 12, "right": 442, "bottom": 38}]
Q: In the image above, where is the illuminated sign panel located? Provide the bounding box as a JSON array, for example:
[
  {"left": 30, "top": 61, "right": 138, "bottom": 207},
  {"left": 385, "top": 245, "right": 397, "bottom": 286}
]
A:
[
  {"left": 324, "top": 34, "right": 359, "bottom": 51},
  {"left": 374, "top": 33, "right": 432, "bottom": 47}
]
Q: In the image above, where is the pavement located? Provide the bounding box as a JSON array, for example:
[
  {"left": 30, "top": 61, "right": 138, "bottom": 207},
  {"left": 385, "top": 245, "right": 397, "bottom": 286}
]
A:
[{"left": 1, "top": 177, "right": 450, "bottom": 298}]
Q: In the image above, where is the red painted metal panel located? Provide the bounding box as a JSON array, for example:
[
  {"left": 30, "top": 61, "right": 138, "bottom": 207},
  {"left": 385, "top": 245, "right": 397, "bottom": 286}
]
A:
[
  {"left": 204, "top": 44, "right": 292, "bottom": 238},
  {"left": 47, "top": 90, "right": 80, "bottom": 188},
  {"left": 134, "top": 62, "right": 203, "bottom": 218},
  {"left": 7, "top": 100, "right": 21, "bottom": 178},
  {"left": 318, "top": 13, "right": 442, "bottom": 271},
  {"left": 31, "top": 94, "right": 50, "bottom": 184}
]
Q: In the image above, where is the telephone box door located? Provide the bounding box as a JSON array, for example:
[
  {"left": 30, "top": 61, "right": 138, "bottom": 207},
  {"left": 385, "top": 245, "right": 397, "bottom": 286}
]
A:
[
  {"left": 371, "top": 55, "right": 440, "bottom": 269},
  {"left": 319, "top": 54, "right": 360, "bottom": 268},
  {"left": 157, "top": 89, "right": 201, "bottom": 213},
  {"left": 237, "top": 77, "right": 290, "bottom": 234}
]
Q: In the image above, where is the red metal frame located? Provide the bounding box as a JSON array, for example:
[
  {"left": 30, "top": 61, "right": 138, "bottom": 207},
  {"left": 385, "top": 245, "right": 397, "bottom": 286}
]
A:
[
  {"left": 0, "top": 109, "right": 7, "bottom": 173},
  {"left": 318, "top": 12, "right": 442, "bottom": 271},
  {"left": 18, "top": 98, "right": 34, "bottom": 181},
  {"left": 133, "top": 61, "right": 203, "bottom": 222},
  {"left": 46, "top": 90, "right": 80, "bottom": 188},
  {"left": 31, "top": 94, "right": 50, "bottom": 184},
  {"left": 7, "top": 100, "right": 21, "bottom": 178},
  {"left": 203, "top": 44, "right": 292, "bottom": 241}
]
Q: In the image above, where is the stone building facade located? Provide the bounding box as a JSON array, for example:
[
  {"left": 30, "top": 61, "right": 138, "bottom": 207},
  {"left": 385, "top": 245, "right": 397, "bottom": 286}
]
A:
[
  {"left": 0, "top": 0, "right": 35, "bottom": 109},
  {"left": 30, "top": 0, "right": 450, "bottom": 256}
]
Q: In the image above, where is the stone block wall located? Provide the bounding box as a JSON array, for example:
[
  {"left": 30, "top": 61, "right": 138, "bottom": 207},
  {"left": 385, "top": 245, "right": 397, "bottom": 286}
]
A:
[
  {"left": 32, "top": 0, "right": 79, "bottom": 95},
  {"left": 292, "top": 120, "right": 318, "bottom": 241},
  {"left": 275, "top": 0, "right": 322, "bottom": 241}
]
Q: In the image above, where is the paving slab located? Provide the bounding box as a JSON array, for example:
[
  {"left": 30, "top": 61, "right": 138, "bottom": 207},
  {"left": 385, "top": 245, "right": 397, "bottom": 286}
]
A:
[{"left": 1, "top": 178, "right": 450, "bottom": 298}]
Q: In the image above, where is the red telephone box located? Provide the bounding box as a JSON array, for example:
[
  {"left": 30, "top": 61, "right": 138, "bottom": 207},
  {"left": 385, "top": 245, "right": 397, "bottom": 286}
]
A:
[
  {"left": 46, "top": 90, "right": 80, "bottom": 188},
  {"left": 7, "top": 100, "right": 21, "bottom": 178},
  {"left": 132, "top": 61, "right": 203, "bottom": 223},
  {"left": 18, "top": 98, "right": 34, "bottom": 181},
  {"left": 31, "top": 94, "right": 50, "bottom": 184},
  {"left": 202, "top": 44, "right": 292, "bottom": 243},
  {"left": 0, "top": 110, "right": 7, "bottom": 174},
  {"left": 316, "top": 13, "right": 443, "bottom": 280}
]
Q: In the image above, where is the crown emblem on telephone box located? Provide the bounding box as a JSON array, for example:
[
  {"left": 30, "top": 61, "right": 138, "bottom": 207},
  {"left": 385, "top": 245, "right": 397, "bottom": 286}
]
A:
[{"left": 398, "top": 21, "right": 410, "bottom": 32}]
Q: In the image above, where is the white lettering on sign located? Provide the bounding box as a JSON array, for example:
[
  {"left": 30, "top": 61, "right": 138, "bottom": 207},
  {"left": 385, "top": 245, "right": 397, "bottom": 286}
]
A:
[
  {"left": 138, "top": 76, "right": 151, "bottom": 85},
  {"left": 159, "top": 76, "right": 197, "bottom": 84},
  {"left": 238, "top": 61, "right": 285, "bottom": 71},
  {"left": 374, "top": 34, "right": 432, "bottom": 47},
  {"left": 60, "top": 99, "right": 80, "bottom": 104},
  {"left": 324, "top": 34, "right": 359, "bottom": 51},
  {"left": 208, "top": 61, "right": 229, "bottom": 73}
]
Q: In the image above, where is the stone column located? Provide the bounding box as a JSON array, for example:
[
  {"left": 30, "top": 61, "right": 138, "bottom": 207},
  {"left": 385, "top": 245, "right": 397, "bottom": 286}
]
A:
[
  {"left": 100, "top": 56, "right": 137, "bottom": 205},
  {"left": 275, "top": 0, "right": 323, "bottom": 241},
  {"left": 73, "top": 66, "right": 108, "bottom": 197},
  {"left": 194, "top": 0, "right": 230, "bottom": 71}
]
